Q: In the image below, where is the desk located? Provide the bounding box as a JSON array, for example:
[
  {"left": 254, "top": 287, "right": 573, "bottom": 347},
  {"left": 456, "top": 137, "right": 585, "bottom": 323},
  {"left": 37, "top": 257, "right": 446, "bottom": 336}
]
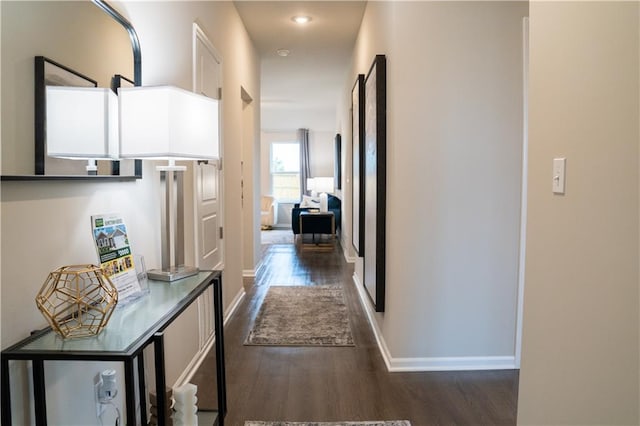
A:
[
  {"left": 1, "top": 271, "right": 226, "bottom": 426},
  {"left": 299, "top": 211, "right": 335, "bottom": 250}
]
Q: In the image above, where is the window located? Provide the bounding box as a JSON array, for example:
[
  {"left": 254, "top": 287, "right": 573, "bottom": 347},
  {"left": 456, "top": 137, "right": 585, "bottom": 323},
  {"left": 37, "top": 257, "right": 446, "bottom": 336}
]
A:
[{"left": 271, "top": 142, "right": 300, "bottom": 202}]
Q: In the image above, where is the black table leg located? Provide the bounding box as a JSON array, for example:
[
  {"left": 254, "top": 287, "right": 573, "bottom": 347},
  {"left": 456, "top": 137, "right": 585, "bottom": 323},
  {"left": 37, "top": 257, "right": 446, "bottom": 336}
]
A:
[
  {"left": 124, "top": 359, "right": 136, "bottom": 426},
  {"left": 213, "top": 276, "right": 226, "bottom": 424},
  {"left": 33, "top": 359, "right": 47, "bottom": 426},
  {"left": 137, "top": 355, "right": 147, "bottom": 426},
  {"left": 1, "top": 357, "right": 11, "bottom": 426},
  {"left": 153, "top": 332, "right": 166, "bottom": 426}
]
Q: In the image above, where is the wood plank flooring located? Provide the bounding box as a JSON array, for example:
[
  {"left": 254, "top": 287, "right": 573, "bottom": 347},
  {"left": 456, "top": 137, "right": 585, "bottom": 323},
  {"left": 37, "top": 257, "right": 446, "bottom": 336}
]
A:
[{"left": 194, "top": 238, "right": 519, "bottom": 425}]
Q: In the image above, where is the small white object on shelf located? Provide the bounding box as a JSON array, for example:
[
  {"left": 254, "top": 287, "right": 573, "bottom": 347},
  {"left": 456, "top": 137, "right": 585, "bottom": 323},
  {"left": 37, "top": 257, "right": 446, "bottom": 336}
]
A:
[{"left": 173, "top": 383, "right": 198, "bottom": 425}]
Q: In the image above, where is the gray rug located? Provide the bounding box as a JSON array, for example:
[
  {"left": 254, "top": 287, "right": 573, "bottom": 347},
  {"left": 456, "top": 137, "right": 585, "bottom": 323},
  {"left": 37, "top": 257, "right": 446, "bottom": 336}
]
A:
[
  {"left": 262, "top": 229, "right": 294, "bottom": 245},
  {"left": 245, "top": 285, "right": 354, "bottom": 346},
  {"left": 245, "top": 422, "right": 411, "bottom": 426}
]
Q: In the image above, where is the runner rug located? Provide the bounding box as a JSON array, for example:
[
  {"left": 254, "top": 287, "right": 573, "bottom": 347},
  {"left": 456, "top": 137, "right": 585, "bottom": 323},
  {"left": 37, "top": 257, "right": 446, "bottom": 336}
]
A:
[
  {"left": 245, "top": 285, "right": 354, "bottom": 346},
  {"left": 245, "top": 422, "right": 411, "bottom": 426}
]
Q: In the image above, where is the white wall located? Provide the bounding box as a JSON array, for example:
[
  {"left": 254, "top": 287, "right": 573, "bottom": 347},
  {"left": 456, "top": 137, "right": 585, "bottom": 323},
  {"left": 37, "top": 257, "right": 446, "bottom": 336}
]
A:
[
  {"left": 343, "top": 1, "right": 527, "bottom": 368},
  {"left": 517, "top": 2, "right": 639, "bottom": 424},
  {"left": 1, "top": 1, "right": 259, "bottom": 424},
  {"left": 309, "top": 130, "right": 336, "bottom": 178},
  {"left": 242, "top": 97, "right": 261, "bottom": 276}
]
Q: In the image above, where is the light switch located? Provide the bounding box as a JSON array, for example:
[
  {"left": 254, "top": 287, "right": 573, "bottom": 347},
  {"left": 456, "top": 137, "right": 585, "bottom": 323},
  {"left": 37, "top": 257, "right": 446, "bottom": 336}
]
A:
[{"left": 552, "top": 157, "right": 566, "bottom": 194}]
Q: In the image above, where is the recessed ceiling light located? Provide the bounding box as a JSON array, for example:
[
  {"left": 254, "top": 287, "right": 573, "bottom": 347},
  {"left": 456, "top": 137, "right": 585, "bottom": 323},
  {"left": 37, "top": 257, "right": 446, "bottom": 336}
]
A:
[
  {"left": 291, "top": 15, "right": 312, "bottom": 24},
  {"left": 276, "top": 49, "right": 291, "bottom": 57}
]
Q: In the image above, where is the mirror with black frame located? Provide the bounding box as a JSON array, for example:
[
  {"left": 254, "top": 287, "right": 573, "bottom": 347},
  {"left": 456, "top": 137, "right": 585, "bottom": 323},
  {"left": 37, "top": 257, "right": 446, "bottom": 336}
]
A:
[{"left": 1, "top": 0, "right": 141, "bottom": 180}]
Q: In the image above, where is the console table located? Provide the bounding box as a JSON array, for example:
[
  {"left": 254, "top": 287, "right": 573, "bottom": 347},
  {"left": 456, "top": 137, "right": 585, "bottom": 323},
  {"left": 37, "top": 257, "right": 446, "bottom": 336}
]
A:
[
  {"left": 1, "top": 270, "right": 226, "bottom": 426},
  {"left": 299, "top": 211, "right": 335, "bottom": 250}
]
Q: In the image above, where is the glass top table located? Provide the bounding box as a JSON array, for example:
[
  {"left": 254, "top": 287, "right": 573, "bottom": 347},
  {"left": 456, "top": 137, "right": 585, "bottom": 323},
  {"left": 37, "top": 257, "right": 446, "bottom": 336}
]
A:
[
  {"left": 1, "top": 270, "right": 226, "bottom": 426},
  {"left": 10, "top": 271, "right": 214, "bottom": 355}
]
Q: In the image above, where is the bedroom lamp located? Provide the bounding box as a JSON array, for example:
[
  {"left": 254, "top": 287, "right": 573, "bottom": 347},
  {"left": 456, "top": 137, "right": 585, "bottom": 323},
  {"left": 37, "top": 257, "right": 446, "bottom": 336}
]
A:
[
  {"left": 119, "top": 86, "right": 219, "bottom": 281},
  {"left": 45, "top": 86, "right": 119, "bottom": 174},
  {"left": 314, "top": 177, "right": 334, "bottom": 213}
]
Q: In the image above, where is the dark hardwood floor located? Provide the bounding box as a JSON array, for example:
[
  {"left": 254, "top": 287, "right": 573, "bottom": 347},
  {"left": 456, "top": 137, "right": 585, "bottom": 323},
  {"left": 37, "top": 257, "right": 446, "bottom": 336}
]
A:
[{"left": 195, "top": 237, "right": 519, "bottom": 426}]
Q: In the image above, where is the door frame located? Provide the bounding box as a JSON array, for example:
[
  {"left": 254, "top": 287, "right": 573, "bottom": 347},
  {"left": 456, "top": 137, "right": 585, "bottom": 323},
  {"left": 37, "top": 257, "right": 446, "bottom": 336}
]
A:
[{"left": 515, "top": 16, "right": 529, "bottom": 368}]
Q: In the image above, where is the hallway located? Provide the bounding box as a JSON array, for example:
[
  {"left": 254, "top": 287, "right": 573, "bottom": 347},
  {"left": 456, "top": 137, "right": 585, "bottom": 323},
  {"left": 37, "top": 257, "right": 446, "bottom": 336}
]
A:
[{"left": 197, "top": 240, "right": 519, "bottom": 425}]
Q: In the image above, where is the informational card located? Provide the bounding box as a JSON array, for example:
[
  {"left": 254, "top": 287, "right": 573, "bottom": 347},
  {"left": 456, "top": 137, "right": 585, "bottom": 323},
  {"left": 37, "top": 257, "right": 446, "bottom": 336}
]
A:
[{"left": 91, "top": 213, "right": 144, "bottom": 304}]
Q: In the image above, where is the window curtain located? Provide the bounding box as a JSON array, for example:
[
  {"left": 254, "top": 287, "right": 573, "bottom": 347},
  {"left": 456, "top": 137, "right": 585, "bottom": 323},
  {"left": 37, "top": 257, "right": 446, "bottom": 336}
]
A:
[{"left": 298, "top": 128, "right": 311, "bottom": 199}]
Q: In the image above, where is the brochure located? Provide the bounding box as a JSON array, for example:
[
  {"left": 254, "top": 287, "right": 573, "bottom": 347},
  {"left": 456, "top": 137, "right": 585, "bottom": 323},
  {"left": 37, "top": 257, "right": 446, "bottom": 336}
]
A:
[{"left": 91, "top": 213, "right": 145, "bottom": 304}]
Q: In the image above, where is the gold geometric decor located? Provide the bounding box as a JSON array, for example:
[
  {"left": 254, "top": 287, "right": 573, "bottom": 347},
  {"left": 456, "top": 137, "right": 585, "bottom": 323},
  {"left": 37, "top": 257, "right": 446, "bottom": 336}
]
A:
[{"left": 35, "top": 264, "right": 118, "bottom": 339}]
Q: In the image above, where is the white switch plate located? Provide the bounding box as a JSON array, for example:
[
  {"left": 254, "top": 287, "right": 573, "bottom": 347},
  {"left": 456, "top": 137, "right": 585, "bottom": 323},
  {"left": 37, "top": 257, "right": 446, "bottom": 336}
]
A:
[{"left": 552, "top": 157, "right": 566, "bottom": 194}]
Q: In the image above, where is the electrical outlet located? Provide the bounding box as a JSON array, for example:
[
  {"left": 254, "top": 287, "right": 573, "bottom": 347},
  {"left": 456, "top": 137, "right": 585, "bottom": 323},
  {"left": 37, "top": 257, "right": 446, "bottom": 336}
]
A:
[
  {"left": 95, "top": 369, "right": 117, "bottom": 419},
  {"left": 94, "top": 381, "right": 105, "bottom": 418}
]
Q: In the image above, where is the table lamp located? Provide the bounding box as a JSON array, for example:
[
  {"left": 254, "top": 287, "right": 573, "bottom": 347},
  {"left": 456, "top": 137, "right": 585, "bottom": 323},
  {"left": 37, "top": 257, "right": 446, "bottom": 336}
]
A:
[
  {"left": 119, "top": 86, "right": 219, "bottom": 281},
  {"left": 306, "top": 177, "right": 317, "bottom": 196},
  {"left": 46, "top": 86, "right": 119, "bottom": 174}
]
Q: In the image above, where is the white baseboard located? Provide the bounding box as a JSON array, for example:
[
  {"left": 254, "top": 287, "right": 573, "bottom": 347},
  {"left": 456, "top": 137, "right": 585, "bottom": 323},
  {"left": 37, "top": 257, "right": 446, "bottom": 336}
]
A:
[
  {"left": 387, "top": 355, "right": 516, "bottom": 372},
  {"left": 352, "top": 272, "right": 392, "bottom": 370},
  {"left": 224, "top": 287, "right": 246, "bottom": 326},
  {"left": 175, "top": 287, "right": 246, "bottom": 386},
  {"left": 339, "top": 235, "right": 356, "bottom": 263},
  {"left": 242, "top": 269, "right": 256, "bottom": 278},
  {"left": 342, "top": 245, "right": 356, "bottom": 264},
  {"left": 351, "top": 274, "right": 517, "bottom": 372}
]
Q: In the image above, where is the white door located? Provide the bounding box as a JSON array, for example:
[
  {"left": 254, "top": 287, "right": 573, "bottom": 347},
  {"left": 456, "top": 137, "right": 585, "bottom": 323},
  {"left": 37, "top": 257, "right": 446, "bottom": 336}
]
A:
[{"left": 194, "top": 23, "right": 223, "bottom": 271}]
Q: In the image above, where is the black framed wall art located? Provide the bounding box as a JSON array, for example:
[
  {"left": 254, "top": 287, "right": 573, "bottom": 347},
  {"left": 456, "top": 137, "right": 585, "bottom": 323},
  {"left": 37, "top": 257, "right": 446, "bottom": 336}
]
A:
[
  {"left": 334, "top": 133, "right": 342, "bottom": 190},
  {"left": 351, "top": 74, "right": 365, "bottom": 257},
  {"left": 363, "top": 55, "right": 386, "bottom": 312}
]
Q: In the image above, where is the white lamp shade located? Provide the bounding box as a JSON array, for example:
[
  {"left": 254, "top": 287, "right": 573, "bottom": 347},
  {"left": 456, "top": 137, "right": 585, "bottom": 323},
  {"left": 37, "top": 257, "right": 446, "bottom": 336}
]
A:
[
  {"left": 118, "top": 86, "right": 219, "bottom": 160},
  {"left": 46, "top": 86, "right": 118, "bottom": 159},
  {"left": 306, "top": 178, "right": 316, "bottom": 190},
  {"left": 314, "top": 177, "right": 334, "bottom": 194}
]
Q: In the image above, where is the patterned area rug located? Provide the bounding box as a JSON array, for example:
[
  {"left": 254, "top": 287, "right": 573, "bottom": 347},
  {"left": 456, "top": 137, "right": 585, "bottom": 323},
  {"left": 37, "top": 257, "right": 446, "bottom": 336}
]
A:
[
  {"left": 261, "top": 229, "right": 294, "bottom": 245},
  {"left": 245, "top": 285, "right": 354, "bottom": 346},
  {"left": 245, "top": 422, "right": 411, "bottom": 426}
]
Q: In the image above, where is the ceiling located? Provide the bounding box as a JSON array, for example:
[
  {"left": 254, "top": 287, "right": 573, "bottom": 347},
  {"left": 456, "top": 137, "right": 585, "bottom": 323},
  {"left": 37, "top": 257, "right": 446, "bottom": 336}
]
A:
[{"left": 234, "top": 1, "right": 366, "bottom": 132}]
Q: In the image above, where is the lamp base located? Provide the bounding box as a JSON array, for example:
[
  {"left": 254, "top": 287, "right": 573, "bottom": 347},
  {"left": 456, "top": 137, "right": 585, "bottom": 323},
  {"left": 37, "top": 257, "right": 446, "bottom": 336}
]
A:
[
  {"left": 319, "top": 192, "right": 329, "bottom": 212},
  {"left": 147, "top": 265, "right": 199, "bottom": 282}
]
